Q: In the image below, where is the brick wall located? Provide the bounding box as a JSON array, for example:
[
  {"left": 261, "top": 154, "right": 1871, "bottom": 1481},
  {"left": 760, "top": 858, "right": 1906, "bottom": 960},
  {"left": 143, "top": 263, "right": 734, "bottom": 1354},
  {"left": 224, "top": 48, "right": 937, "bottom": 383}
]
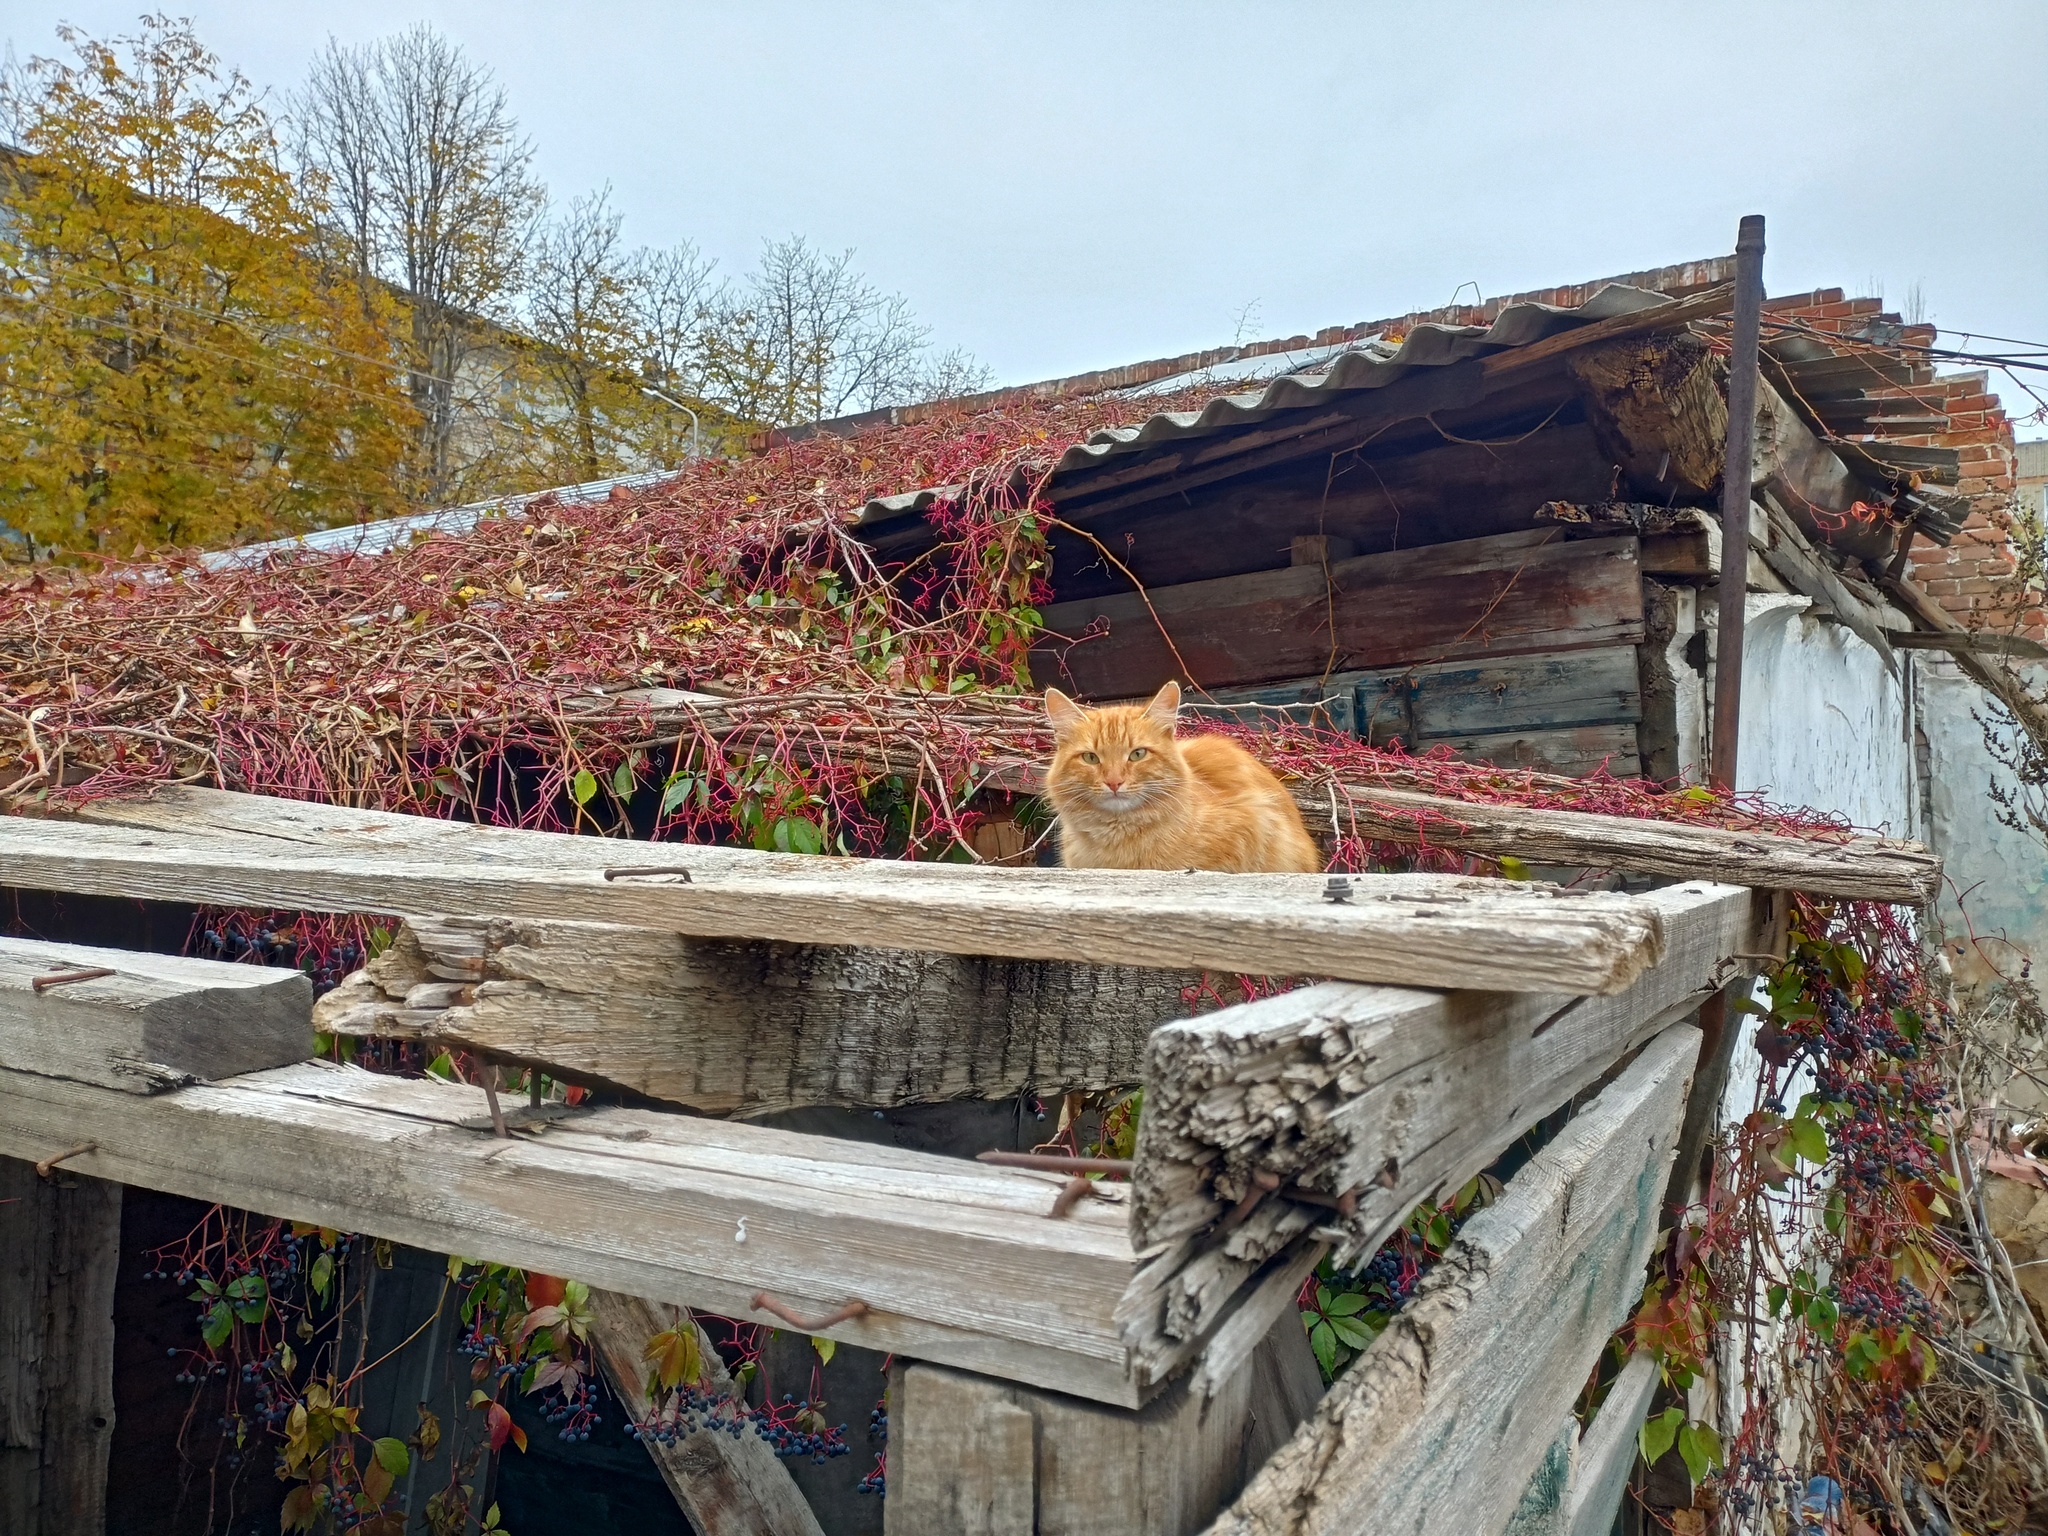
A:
[{"left": 1747, "top": 290, "right": 2037, "bottom": 638}]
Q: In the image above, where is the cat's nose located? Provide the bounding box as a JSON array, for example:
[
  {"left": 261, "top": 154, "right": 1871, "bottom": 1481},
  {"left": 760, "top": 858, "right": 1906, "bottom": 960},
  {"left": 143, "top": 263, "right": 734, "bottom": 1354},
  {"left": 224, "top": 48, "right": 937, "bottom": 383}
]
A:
[{"left": 1103, "top": 778, "right": 1124, "bottom": 792}]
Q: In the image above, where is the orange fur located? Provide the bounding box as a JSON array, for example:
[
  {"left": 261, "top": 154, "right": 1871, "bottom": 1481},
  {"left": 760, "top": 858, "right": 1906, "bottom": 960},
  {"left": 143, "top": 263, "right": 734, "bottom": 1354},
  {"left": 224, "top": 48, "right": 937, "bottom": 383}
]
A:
[{"left": 1043, "top": 681, "right": 1324, "bottom": 873}]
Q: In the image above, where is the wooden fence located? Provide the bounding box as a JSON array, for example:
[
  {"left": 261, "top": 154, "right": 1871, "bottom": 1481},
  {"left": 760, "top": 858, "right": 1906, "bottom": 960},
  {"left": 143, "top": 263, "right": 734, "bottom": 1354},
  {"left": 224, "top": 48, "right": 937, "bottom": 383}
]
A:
[{"left": 0, "top": 786, "right": 1794, "bottom": 1535}]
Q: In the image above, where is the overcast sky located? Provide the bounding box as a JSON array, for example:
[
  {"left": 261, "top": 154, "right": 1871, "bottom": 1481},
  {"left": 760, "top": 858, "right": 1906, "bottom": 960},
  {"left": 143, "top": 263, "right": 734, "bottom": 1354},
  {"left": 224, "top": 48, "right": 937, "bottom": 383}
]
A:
[{"left": 9, "top": 1, "right": 2047, "bottom": 432}]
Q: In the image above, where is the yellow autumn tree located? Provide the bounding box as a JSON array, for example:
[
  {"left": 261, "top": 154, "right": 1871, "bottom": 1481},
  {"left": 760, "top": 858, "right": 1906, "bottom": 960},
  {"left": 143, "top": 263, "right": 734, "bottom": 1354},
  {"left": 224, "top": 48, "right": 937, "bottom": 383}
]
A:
[{"left": 0, "top": 18, "right": 416, "bottom": 556}]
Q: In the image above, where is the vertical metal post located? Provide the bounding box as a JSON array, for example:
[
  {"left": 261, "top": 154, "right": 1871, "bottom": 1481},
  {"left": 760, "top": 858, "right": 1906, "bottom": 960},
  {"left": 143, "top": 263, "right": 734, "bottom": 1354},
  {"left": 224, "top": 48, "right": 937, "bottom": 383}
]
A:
[{"left": 1710, "top": 215, "right": 1767, "bottom": 792}]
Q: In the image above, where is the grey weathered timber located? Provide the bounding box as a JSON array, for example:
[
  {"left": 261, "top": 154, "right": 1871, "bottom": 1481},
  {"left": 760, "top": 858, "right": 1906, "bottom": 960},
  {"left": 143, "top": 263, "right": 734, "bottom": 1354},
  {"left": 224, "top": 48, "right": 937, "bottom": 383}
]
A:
[
  {"left": 1569, "top": 1353, "right": 1659, "bottom": 1536},
  {"left": 0, "top": 1156, "right": 121, "bottom": 1536},
  {"left": 1204, "top": 1024, "right": 1699, "bottom": 1536},
  {"left": 1288, "top": 779, "right": 1940, "bottom": 904},
  {"left": 0, "top": 1060, "right": 1157, "bottom": 1405},
  {"left": 1119, "top": 884, "right": 1762, "bottom": 1387},
  {"left": 586, "top": 1289, "right": 825, "bottom": 1536},
  {"left": 6, "top": 802, "right": 1675, "bottom": 997},
  {"left": 1431, "top": 721, "right": 1642, "bottom": 778},
  {"left": 1504, "top": 1419, "right": 1578, "bottom": 1536},
  {"left": 1035, "top": 529, "right": 1646, "bottom": 700},
  {"left": 888, "top": 1307, "right": 1318, "bottom": 1536},
  {"left": 314, "top": 914, "right": 1186, "bottom": 1114},
  {"left": 64, "top": 744, "right": 1939, "bottom": 909},
  {"left": 0, "top": 935, "right": 311, "bottom": 1094},
  {"left": 1200, "top": 646, "right": 1642, "bottom": 751}
]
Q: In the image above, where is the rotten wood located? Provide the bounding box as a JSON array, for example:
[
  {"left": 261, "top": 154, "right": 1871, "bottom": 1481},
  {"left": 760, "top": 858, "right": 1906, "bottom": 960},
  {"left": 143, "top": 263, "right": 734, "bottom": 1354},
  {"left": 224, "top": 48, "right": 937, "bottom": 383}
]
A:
[
  {"left": 1117, "top": 884, "right": 1759, "bottom": 1391},
  {"left": 1203, "top": 1023, "right": 1699, "bottom": 1536},
  {"left": 0, "top": 935, "right": 312, "bottom": 1095},
  {"left": 313, "top": 914, "right": 1186, "bottom": 1115},
  {"left": 0, "top": 1155, "right": 121, "bottom": 1536}
]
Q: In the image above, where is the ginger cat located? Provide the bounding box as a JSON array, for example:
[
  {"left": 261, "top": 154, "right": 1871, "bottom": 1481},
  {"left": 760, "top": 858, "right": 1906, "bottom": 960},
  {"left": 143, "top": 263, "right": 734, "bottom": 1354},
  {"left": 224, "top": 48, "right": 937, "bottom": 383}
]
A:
[{"left": 1043, "top": 681, "right": 1324, "bottom": 873}]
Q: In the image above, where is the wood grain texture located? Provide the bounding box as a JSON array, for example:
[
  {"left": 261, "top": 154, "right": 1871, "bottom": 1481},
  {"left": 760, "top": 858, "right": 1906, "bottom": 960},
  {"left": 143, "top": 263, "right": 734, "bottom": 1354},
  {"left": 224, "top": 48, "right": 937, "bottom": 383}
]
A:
[
  {"left": 1288, "top": 780, "right": 1940, "bottom": 903},
  {"left": 1035, "top": 530, "right": 1645, "bottom": 700},
  {"left": 0, "top": 1061, "right": 1156, "bottom": 1405},
  {"left": 63, "top": 739, "right": 1939, "bottom": 908},
  {"left": 0, "top": 936, "right": 311, "bottom": 1094},
  {"left": 888, "top": 1311, "right": 1307, "bottom": 1536},
  {"left": 0, "top": 1157, "right": 121, "bottom": 1536},
  {"left": 1568, "top": 1352, "right": 1658, "bottom": 1536},
  {"left": 6, "top": 804, "right": 1675, "bottom": 997},
  {"left": 586, "top": 1289, "right": 825, "bottom": 1536},
  {"left": 1204, "top": 1023, "right": 1699, "bottom": 1536},
  {"left": 315, "top": 914, "right": 1187, "bottom": 1114},
  {"left": 1116, "top": 884, "right": 1760, "bottom": 1390},
  {"left": 1428, "top": 722, "right": 1642, "bottom": 778}
]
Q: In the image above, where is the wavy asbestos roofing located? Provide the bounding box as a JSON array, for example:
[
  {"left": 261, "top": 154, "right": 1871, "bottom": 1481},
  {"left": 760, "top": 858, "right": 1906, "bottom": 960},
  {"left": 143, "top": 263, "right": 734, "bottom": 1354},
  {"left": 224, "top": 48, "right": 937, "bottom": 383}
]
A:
[{"left": 853, "top": 282, "right": 1679, "bottom": 525}]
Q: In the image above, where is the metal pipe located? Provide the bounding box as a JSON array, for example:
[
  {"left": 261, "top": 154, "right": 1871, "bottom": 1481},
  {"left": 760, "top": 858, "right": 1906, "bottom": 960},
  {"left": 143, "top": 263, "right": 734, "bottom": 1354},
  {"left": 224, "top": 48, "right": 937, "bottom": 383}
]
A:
[
  {"left": 640, "top": 385, "right": 702, "bottom": 462},
  {"left": 1711, "top": 214, "right": 1767, "bottom": 792}
]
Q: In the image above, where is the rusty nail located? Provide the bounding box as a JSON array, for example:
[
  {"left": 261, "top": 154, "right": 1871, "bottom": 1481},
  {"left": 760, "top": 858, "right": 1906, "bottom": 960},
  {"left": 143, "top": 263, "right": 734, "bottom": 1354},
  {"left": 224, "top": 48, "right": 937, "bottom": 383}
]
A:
[
  {"left": 35, "top": 1141, "right": 96, "bottom": 1178},
  {"left": 603, "top": 865, "right": 693, "bottom": 882},
  {"left": 977, "top": 1150, "right": 1134, "bottom": 1177},
  {"left": 750, "top": 1292, "right": 870, "bottom": 1331},
  {"left": 31, "top": 966, "right": 117, "bottom": 993},
  {"left": 1048, "top": 1176, "right": 1099, "bottom": 1219}
]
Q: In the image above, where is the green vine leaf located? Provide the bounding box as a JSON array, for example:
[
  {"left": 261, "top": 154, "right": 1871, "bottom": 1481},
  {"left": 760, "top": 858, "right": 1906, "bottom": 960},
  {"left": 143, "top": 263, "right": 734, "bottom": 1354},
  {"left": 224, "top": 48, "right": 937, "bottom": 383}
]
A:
[{"left": 1638, "top": 1406, "right": 1683, "bottom": 1467}]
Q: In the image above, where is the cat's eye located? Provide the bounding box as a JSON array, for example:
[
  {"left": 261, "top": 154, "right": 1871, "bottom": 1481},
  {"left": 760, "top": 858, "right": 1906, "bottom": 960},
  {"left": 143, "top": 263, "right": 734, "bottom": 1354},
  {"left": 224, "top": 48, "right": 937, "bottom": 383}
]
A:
[
  {"left": 1128, "top": 748, "right": 1149, "bottom": 761},
  {"left": 1080, "top": 751, "right": 1100, "bottom": 764}
]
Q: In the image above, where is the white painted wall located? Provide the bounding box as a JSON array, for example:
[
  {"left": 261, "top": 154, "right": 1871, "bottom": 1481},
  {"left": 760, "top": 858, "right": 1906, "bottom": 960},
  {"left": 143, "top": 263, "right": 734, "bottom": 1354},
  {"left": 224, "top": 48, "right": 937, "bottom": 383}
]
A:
[
  {"left": 1915, "top": 654, "right": 2048, "bottom": 985},
  {"left": 1733, "top": 593, "right": 1914, "bottom": 834}
]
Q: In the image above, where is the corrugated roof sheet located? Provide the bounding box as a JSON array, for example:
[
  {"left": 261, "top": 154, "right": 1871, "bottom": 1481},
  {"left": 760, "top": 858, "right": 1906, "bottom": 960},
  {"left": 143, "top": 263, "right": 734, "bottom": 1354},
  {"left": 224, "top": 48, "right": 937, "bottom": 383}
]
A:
[
  {"left": 201, "top": 467, "right": 681, "bottom": 569},
  {"left": 854, "top": 282, "right": 1677, "bottom": 524}
]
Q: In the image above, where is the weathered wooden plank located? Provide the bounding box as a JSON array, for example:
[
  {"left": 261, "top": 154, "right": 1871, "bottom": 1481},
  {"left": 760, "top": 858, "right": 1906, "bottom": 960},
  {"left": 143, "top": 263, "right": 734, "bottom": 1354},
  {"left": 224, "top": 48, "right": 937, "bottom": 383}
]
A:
[
  {"left": 1132, "top": 881, "right": 1755, "bottom": 1253},
  {"left": 1504, "top": 1419, "right": 1577, "bottom": 1536},
  {"left": 1429, "top": 721, "right": 1642, "bottom": 778},
  {"left": 586, "top": 1289, "right": 825, "bottom": 1536},
  {"left": 2, "top": 809, "right": 1674, "bottom": 997},
  {"left": 313, "top": 913, "right": 1185, "bottom": 1114},
  {"left": 1568, "top": 1352, "right": 1659, "bottom": 1536},
  {"left": 0, "top": 936, "right": 311, "bottom": 1094},
  {"left": 1204, "top": 1023, "right": 1699, "bottom": 1536},
  {"left": 0, "top": 1060, "right": 1153, "bottom": 1405},
  {"left": 1035, "top": 529, "right": 1645, "bottom": 700},
  {"left": 1289, "top": 780, "right": 1940, "bottom": 903},
  {"left": 1198, "top": 647, "right": 1642, "bottom": 752},
  {"left": 65, "top": 736, "right": 1940, "bottom": 908},
  {"left": 1116, "top": 884, "right": 1760, "bottom": 1388},
  {"left": 0, "top": 1157, "right": 121, "bottom": 1536},
  {"left": 890, "top": 1309, "right": 1311, "bottom": 1536}
]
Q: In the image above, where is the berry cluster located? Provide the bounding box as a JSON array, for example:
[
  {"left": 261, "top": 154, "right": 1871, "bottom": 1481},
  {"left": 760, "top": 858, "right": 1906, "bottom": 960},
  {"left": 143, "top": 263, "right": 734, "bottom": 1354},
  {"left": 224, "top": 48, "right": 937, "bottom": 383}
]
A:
[{"left": 628, "top": 1384, "right": 851, "bottom": 1465}]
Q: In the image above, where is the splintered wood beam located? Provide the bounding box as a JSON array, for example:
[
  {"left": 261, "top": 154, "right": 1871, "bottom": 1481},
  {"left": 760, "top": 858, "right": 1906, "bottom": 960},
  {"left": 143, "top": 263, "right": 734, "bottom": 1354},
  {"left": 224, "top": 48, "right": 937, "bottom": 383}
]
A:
[
  {"left": 1204, "top": 1023, "right": 1699, "bottom": 1536},
  {"left": 586, "top": 1289, "right": 825, "bottom": 1536},
  {"left": 7, "top": 800, "right": 1675, "bottom": 996},
  {"left": 0, "top": 935, "right": 312, "bottom": 1094},
  {"left": 1117, "top": 883, "right": 1760, "bottom": 1390},
  {"left": 314, "top": 914, "right": 1186, "bottom": 1115},
  {"left": 1289, "top": 779, "right": 1939, "bottom": 904},
  {"left": 0, "top": 1060, "right": 1154, "bottom": 1405},
  {"left": 0, "top": 1157, "right": 122, "bottom": 1536}
]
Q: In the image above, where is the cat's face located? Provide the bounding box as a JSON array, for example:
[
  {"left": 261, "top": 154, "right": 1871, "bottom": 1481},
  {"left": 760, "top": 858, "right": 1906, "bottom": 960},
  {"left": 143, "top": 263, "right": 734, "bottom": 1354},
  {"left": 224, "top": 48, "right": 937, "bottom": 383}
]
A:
[{"left": 1044, "top": 681, "right": 1187, "bottom": 817}]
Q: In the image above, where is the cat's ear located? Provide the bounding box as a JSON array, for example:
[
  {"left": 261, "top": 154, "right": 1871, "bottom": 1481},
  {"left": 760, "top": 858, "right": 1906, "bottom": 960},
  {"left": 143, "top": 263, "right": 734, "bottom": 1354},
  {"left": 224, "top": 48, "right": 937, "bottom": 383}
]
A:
[
  {"left": 1143, "top": 680, "right": 1182, "bottom": 731},
  {"left": 1044, "top": 689, "right": 1087, "bottom": 739}
]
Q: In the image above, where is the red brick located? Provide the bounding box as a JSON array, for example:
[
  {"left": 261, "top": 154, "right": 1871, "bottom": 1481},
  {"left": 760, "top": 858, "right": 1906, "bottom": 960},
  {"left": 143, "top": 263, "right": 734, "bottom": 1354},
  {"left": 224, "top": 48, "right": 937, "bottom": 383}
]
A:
[{"left": 1921, "top": 578, "right": 1963, "bottom": 596}]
